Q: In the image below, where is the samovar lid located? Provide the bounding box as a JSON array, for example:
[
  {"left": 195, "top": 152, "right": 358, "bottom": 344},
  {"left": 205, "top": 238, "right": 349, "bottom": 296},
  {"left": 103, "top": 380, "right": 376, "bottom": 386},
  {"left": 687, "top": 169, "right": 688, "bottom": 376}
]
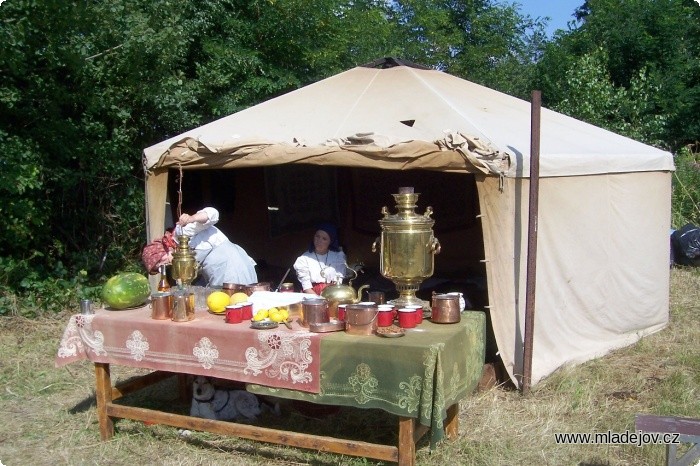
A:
[{"left": 379, "top": 186, "right": 435, "bottom": 227}]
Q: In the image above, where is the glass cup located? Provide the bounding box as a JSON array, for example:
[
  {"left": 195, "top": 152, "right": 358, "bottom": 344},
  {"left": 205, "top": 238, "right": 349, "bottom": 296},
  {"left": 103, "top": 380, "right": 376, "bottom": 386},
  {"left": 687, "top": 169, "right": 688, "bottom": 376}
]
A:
[
  {"left": 193, "top": 286, "right": 212, "bottom": 312},
  {"left": 368, "top": 291, "right": 386, "bottom": 304}
]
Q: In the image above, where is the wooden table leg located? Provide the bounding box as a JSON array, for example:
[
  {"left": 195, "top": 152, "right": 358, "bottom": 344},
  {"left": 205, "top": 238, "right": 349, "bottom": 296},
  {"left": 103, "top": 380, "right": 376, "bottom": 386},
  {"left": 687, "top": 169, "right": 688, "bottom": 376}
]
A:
[
  {"left": 398, "top": 416, "right": 416, "bottom": 466},
  {"left": 177, "top": 374, "right": 190, "bottom": 403},
  {"left": 94, "top": 363, "right": 114, "bottom": 440},
  {"left": 445, "top": 403, "right": 459, "bottom": 440}
]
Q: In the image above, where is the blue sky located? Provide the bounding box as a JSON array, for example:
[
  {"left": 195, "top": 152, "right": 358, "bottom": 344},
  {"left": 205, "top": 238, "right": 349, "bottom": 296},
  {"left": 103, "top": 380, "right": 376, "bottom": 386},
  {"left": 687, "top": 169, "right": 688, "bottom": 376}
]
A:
[{"left": 514, "top": 0, "right": 584, "bottom": 37}]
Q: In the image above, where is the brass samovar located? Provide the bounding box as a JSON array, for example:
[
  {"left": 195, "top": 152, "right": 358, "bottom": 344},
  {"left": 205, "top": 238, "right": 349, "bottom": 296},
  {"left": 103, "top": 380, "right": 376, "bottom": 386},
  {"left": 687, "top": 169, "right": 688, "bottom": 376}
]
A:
[
  {"left": 170, "top": 235, "right": 199, "bottom": 287},
  {"left": 372, "top": 187, "right": 441, "bottom": 308}
]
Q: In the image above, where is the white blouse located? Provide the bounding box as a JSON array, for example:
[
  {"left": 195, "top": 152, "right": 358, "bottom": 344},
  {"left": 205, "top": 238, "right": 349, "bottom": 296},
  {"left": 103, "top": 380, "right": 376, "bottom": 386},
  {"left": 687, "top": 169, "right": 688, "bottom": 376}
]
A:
[
  {"left": 293, "top": 250, "right": 347, "bottom": 291},
  {"left": 174, "top": 207, "right": 228, "bottom": 251}
]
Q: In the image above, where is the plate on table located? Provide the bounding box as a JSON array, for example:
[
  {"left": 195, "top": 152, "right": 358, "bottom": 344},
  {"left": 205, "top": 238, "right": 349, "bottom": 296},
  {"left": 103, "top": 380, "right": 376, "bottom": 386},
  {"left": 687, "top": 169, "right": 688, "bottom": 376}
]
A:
[
  {"left": 376, "top": 325, "right": 405, "bottom": 338},
  {"left": 250, "top": 319, "right": 279, "bottom": 330}
]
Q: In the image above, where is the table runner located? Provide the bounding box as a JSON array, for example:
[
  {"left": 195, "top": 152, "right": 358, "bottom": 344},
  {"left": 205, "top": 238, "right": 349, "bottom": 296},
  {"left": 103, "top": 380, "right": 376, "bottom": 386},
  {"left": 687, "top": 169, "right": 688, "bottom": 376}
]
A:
[
  {"left": 248, "top": 311, "right": 486, "bottom": 447},
  {"left": 55, "top": 305, "right": 324, "bottom": 393}
]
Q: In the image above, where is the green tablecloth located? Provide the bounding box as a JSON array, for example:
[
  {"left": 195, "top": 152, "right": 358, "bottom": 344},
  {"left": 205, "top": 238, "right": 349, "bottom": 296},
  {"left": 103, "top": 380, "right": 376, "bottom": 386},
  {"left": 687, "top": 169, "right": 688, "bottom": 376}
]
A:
[{"left": 249, "top": 311, "right": 486, "bottom": 447}]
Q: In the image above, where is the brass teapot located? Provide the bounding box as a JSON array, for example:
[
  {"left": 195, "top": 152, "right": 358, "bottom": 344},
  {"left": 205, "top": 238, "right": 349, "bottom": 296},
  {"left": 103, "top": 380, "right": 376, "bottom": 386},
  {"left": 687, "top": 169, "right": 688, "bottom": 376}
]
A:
[{"left": 321, "top": 266, "right": 369, "bottom": 318}]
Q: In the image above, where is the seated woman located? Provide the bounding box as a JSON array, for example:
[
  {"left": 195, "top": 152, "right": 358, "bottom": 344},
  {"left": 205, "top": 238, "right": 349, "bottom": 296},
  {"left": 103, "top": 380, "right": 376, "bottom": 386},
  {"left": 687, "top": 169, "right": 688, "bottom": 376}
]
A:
[
  {"left": 293, "top": 223, "right": 347, "bottom": 295},
  {"left": 174, "top": 207, "right": 258, "bottom": 287}
]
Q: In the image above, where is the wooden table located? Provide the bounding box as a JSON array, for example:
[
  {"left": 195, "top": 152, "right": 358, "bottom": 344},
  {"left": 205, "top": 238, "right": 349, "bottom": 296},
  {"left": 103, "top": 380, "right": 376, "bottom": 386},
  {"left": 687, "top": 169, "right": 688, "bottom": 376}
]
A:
[{"left": 56, "top": 307, "right": 486, "bottom": 465}]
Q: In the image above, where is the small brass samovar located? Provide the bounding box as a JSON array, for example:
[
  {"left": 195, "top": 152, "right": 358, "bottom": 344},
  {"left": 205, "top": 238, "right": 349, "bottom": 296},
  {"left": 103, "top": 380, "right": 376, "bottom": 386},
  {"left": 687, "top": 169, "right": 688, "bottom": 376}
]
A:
[
  {"left": 372, "top": 187, "right": 441, "bottom": 308},
  {"left": 170, "top": 235, "right": 199, "bottom": 287}
]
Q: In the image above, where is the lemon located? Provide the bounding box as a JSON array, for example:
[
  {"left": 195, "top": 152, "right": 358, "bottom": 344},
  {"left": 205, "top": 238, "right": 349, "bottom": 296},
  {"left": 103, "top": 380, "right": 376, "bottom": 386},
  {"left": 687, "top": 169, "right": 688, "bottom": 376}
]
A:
[
  {"left": 279, "top": 308, "right": 289, "bottom": 321},
  {"left": 269, "top": 310, "right": 284, "bottom": 323},
  {"left": 207, "top": 291, "right": 230, "bottom": 314},
  {"left": 230, "top": 292, "right": 249, "bottom": 305},
  {"left": 253, "top": 309, "right": 268, "bottom": 321}
]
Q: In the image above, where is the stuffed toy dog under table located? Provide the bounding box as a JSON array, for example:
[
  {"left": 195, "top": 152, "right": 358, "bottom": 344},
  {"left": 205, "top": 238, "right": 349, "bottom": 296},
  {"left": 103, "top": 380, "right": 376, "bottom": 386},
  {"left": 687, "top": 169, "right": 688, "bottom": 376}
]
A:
[{"left": 190, "top": 376, "right": 264, "bottom": 422}]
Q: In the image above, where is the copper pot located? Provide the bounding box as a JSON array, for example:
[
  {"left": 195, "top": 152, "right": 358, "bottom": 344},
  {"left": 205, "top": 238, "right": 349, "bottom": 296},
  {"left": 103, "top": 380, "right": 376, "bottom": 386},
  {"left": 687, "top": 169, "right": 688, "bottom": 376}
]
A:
[
  {"left": 345, "top": 303, "right": 378, "bottom": 335},
  {"left": 244, "top": 282, "right": 271, "bottom": 295},
  {"left": 301, "top": 298, "right": 329, "bottom": 327},
  {"left": 431, "top": 294, "right": 460, "bottom": 324},
  {"left": 222, "top": 283, "right": 246, "bottom": 296}
]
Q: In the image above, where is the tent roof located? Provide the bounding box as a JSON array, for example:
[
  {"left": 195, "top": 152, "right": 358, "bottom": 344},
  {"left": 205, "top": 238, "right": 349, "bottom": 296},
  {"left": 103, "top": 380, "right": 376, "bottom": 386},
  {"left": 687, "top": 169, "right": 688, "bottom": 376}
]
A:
[{"left": 144, "top": 58, "right": 673, "bottom": 178}]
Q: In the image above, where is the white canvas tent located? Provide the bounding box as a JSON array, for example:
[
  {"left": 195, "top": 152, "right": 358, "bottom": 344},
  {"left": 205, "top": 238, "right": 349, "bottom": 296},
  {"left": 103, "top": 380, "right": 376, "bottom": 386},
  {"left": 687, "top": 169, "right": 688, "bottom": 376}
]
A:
[{"left": 143, "top": 58, "right": 674, "bottom": 387}]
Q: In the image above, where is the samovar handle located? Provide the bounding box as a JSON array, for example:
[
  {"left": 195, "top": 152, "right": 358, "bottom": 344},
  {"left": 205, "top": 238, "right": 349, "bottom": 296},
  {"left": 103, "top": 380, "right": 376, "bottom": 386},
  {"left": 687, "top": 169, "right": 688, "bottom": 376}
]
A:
[
  {"left": 430, "top": 237, "right": 441, "bottom": 255},
  {"left": 371, "top": 236, "right": 379, "bottom": 253}
]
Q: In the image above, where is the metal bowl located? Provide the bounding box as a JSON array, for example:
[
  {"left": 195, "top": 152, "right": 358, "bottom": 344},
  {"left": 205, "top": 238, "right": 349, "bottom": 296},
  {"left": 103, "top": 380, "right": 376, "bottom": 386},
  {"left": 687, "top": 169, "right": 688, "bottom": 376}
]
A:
[{"left": 250, "top": 319, "right": 279, "bottom": 330}]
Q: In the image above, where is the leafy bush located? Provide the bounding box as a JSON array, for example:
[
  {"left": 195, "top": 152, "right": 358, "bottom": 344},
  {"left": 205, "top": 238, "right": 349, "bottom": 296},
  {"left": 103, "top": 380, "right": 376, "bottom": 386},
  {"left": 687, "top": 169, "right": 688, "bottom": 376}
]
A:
[
  {"left": 0, "top": 257, "right": 106, "bottom": 318},
  {"left": 672, "top": 146, "right": 700, "bottom": 229}
]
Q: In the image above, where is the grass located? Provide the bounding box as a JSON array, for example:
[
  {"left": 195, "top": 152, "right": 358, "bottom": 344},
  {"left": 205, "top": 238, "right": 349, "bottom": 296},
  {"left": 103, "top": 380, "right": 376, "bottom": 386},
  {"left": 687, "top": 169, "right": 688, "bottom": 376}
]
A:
[{"left": 0, "top": 268, "right": 697, "bottom": 465}]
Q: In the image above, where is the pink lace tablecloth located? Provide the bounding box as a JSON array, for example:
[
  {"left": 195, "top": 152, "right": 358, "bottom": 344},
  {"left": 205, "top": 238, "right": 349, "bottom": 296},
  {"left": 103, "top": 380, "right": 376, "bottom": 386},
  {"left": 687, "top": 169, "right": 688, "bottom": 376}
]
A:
[{"left": 55, "top": 306, "right": 323, "bottom": 393}]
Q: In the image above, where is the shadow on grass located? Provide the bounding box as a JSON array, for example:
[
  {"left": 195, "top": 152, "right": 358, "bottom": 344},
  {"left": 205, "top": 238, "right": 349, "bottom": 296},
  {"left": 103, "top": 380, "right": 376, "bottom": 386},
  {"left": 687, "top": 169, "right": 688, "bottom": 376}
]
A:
[{"left": 68, "top": 392, "right": 96, "bottom": 414}]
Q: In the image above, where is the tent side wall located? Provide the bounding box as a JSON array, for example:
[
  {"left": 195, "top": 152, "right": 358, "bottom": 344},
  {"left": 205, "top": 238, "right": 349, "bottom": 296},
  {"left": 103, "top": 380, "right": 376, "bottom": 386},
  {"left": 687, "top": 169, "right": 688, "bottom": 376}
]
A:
[{"left": 480, "top": 171, "right": 672, "bottom": 387}]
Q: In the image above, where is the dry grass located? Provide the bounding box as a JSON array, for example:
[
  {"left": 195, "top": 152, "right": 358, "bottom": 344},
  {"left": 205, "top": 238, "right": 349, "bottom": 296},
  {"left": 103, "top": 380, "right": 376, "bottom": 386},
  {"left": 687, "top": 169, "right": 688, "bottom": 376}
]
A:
[{"left": 0, "top": 268, "right": 697, "bottom": 465}]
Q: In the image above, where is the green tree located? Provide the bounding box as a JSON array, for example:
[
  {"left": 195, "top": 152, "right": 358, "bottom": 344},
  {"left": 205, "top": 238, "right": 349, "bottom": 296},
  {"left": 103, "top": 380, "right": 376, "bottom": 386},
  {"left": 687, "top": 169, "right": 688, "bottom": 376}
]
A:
[
  {"left": 534, "top": 0, "right": 700, "bottom": 150},
  {"left": 672, "top": 146, "right": 700, "bottom": 227},
  {"left": 553, "top": 48, "right": 667, "bottom": 147},
  {"left": 0, "top": 0, "right": 562, "bottom": 314},
  {"left": 378, "top": 0, "right": 547, "bottom": 98}
]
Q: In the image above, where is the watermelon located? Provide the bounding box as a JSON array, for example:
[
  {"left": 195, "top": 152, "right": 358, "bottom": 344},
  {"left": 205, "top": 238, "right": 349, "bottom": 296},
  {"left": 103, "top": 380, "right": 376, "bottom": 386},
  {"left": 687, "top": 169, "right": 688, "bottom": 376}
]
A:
[{"left": 102, "top": 272, "right": 151, "bottom": 309}]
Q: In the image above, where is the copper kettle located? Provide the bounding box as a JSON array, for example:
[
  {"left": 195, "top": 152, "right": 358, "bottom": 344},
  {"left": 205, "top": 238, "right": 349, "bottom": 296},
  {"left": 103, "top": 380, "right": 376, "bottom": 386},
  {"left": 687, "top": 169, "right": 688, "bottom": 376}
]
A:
[{"left": 321, "top": 266, "right": 369, "bottom": 318}]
